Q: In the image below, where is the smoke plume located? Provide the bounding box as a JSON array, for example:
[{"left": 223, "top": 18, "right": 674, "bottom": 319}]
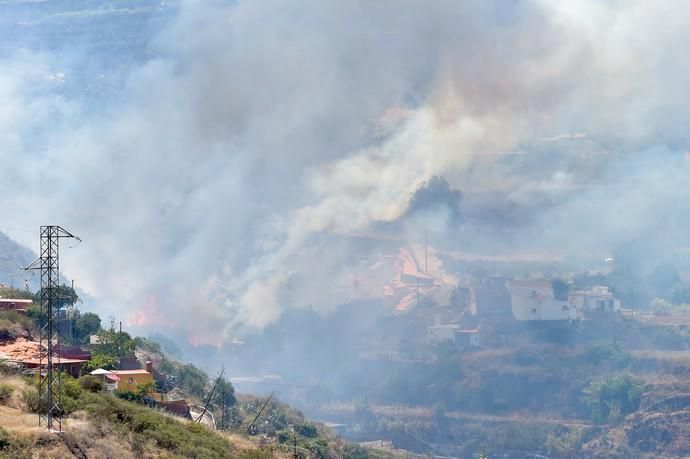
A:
[{"left": 1, "top": 0, "right": 690, "bottom": 341}]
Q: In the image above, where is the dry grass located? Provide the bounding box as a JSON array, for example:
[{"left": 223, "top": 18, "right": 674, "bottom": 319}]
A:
[
  {"left": 0, "top": 376, "right": 141, "bottom": 459},
  {"left": 0, "top": 375, "right": 30, "bottom": 409},
  {"left": 0, "top": 375, "right": 353, "bottom": 459},
  {"left": 223, "top": 431, "right": 261, "bottom": 450},
  {"left": 0, "top": 405, "right": 42, "bottom": 435}
]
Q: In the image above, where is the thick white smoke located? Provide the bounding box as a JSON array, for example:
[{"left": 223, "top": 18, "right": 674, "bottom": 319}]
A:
[{"left": 1, "top": 0, "right": 690, "bottom": 341}]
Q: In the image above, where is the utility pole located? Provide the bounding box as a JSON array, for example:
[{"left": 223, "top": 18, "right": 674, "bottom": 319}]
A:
[
  {"left": 118, "top": 321, "right": 123, "bottom": 357},
  {"left": 220, "top": 385, "right": 226, "bottom": 431},
  {"left": 220, "top": 365, "right": 227, "bottom": 431},
  {"left": 293, "top": 426, "right": 298, "bottom": 458},
  {"left": 25, "top": 226, "right": 80, "bottom": 432},
  {"left": 247, "top": 392, "right": 274, "bottom": 435},
  {"left": 195, "top": 368, "right": 225, "bottom": 424}
]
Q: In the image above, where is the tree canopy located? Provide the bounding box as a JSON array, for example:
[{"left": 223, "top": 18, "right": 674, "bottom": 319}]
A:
[
  {"left": 93, "top": 326, "right": 137, "bottom": 358},
  {"left": 75, "top": 312, "right": 101, "bottom": 343}
]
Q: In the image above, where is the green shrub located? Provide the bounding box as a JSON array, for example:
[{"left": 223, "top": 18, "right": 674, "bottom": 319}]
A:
[
  {"left": 0, "top": 287, "right": 33, "bottom": 300},
  {"left": 306, "top": 438, "right": 330, "bottom": 457},
  {"left": 0, "top": 314, "right": 31, "bottom": 343},
  {"left": 134, "top": 337, "right": 162, "bottom": 355},
  {"left": 62, "top": 376, "right": 84, "bottom": 400},
  {"left": 159, "top": 360, "right": 209, "bottom": 399},
  {"left": 0, "top": 310, "right": 32, "bottom": 331},
  {"left": 0, "top": 427, "right": 30, "bottom": 458},
  {"left": 585, "top": 342, "right": 631, "bottom": 368},
  {"left": 79, "top": 375, "right": 103, "bottom": 393},
  {"left": 0, "top": 384, "right": 14, "bottom": 404},
  {"left": 276, "top": 429, "right": 291, "bottom": 443},
  {"left": 21, "top": 374, "right": 94, "bottom": 416},
  {"left": 546, "top": 428, "right": 585, "bottom": 459},
  {"left": 115, "top": 390, "right": 143, "bottom": 403},
  {"left": 582, "top": 374, "right": 645, "bottom": 424},
  {"left": 84, "top": 395, "right": 231, "bottom": 457},
  {"left": 21, "top": 387, "right": 39, "bottom": 413},
  {"left": 57, "top": 375, "right": 89, "bottom": 416},
  {"left": 0, "top": 359, "right": 14, "bottom": 375},
  {"left": 296, "top": 424, "right": 318, "bottom": 438},
  {"left": 82, "top": 353, "right": 117, "bottom": 372},
  {"left": 25, "top": 304, "right": 47, "bottom": 329},
  {"left": 236, "top": 451, "right": 274, "bottom": 459},
  {"left": 341, "top": 445, "right": 373, "bottom": 459}
]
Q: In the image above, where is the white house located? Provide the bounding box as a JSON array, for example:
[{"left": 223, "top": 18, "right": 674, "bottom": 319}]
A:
[
  {"left": 427, "top": 324, "right": 460, "bottom": 343},
  {"left": 569, "top": 286, "right": 620, "bottom": 312},
  {"left": 506, "top": 280, "right": 576, "bottom": 321}
]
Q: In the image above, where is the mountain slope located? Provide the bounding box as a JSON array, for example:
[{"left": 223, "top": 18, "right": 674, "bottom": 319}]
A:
[{"left": 0, "top": 231, "right": 35, "bottom": 289}]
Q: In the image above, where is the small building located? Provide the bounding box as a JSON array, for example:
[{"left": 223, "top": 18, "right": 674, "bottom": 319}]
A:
[
  {"left": 0, "top": 299, "right": 33, "bottom": 313},
  {"left": 475, "top": 276, "right": 512, "bottom": 318},
  {"left": 569, "top": 286, "right": 621, "bottom": 312},
  {"left": 112, "top": 365, "right": 153, "bottom": 393},
  {"left": 427, "top": 324, "right": 460, "bottom": 343},
  {"left": 19, "top": 357, "right": 88, "bottom": 378},
  {"left": 506, "top": 280, "right": 576, "bottom": 321},
  {"left": 90, "top": 368, "right": 120, "bottom": 392},
  {"left": 54, "top": 344, "right": 91, "bottom": 360}
]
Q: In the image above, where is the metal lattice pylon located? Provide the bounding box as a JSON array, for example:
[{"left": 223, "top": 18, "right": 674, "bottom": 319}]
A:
[{"left": 25, "top": 226, "right": 79, "bottom": 432}]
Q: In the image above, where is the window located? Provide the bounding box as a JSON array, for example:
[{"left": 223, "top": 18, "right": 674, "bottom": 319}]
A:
[
  {"left": 531, "top": 308, "right": 537, "bottom": 314},
  {"left": 128, "top": 377, "right": 134, "bottom": 384}
]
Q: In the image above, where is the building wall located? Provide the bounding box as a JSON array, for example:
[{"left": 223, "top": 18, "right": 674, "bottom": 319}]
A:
[
  {"left": 506, "top": 280, "right": 578, "bottom": 321},
  {"left": 114, "top": 372, "right": 153, "bottom": 392},
  {"left": 475, "top": 277, "right": 512, "bottom": 317},
  {"left": 509, "top": 290, "right": 573, "bottom": 321},
  {"left": 427, "top": 326, "right": 458, "bottom": 342},
  {"left": 569, "top": 286, "right": 621, "bottom": 312}
]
